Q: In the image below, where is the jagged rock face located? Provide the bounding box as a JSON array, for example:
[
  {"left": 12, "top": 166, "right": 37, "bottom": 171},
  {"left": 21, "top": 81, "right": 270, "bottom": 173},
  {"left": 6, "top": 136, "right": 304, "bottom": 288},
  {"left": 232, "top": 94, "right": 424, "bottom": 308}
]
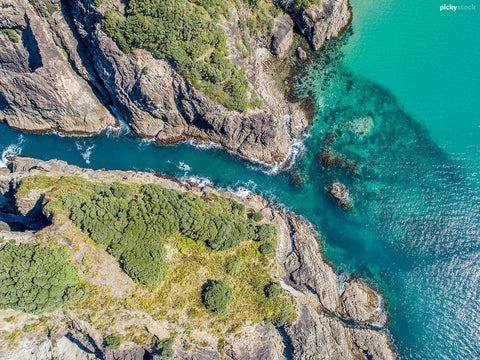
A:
[
  {"left": 275, "top": 0, "right": 351, "bottom": 51},
  {"left": 341, "top": 280, "right": 381, "bottom": 323},
  {"left": 0, "top": 0, "right": 116, "bottom": 134},
  {"left": 271, "top": 14, "right": 294, "bottom": 58},
  {"left": 285, "top": 306, "right": 394, "bottom": 360},
  {"left": 284, "top": 217, "right": 341, "bottom": 311},
  {"left": 65, "top": 0, "right": 291, "bottom": 164},
  {"left": 0, "top": 0, "right": 349, "bottom": 164}
]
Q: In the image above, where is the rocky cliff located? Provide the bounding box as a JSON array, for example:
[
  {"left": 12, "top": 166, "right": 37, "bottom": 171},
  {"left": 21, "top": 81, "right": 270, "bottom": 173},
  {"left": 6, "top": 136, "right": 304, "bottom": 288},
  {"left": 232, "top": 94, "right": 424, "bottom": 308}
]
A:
[
  {"left": 0, "top": 0, "right": 350, "bottom": 165},
  {"left": 0, "top": 157, "right": 395, "bottom": 360},
  {"left": 275, "top": 0, "right": 352, "bottom": 51}
]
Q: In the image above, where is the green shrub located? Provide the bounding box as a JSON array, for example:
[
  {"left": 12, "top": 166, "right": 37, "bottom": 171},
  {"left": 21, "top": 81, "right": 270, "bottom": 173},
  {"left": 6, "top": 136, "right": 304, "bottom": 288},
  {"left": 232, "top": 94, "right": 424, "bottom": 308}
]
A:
[
  {"left": 201, "top": 280, "right": 232, "bottom": 315},
  {"left": 104, "top": 335, "right": 122, "bottom": 350},
  {"left": 259, "top": 242, "right": 275, "bottom": 255},
  {"left": 225, "top": 257, "right": 242, "bottom": 276},
  {"left": 0, "top": 243, "right": 88, "bottom": 314},
  {"left": 235, "top": 40, "right": 249, "bottom": 58},
  {"left": 255, "top": 223, "right": 277, "bottom": 242},
  {"left": 264, "top": 281, "right": 283, "bottom": 298},
  {"left": 295, "top": 0, "right": 322, "bottom": 9},
  {"left": 249, "top": 212, "right": 264, "bottom": 222},
  {"left": 1, "top": 29, "right": 19, "bottom": 43},
  {"left": 241, "top": 34, "right": 251, "bottom": 53},
  {"left": 272, "top": 310, "right": 289, "bottom": 327},
  {"left": 43, "top": 0, "right": 57, "bottom": 14},
  {"left": 152, "top": 336, "right": 174, "bottom": 359}
]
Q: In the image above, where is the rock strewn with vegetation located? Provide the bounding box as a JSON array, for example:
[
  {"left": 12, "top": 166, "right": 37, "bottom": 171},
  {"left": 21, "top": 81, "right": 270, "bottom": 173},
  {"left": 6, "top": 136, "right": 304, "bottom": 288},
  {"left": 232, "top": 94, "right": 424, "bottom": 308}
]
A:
[
  {"left": 0, "top": 157, "right": 395, "bottom": 360},
  {"left": 102, "top": 0, "right": 262, "bottom": 112}
]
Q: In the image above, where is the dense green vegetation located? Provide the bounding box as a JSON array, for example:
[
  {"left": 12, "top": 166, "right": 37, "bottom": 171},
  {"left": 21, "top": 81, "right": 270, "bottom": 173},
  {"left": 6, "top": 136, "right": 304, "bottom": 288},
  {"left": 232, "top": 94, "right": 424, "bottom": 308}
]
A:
[
  {"left": 241, "top": 0, "right": 281, "bottom": 36},
  {"left": 259, "top": 241, "right": 275, "bottom": 254},
  {"left": 249, "top": 211, "right": 264, "bottom": 222},
  {"left": 13, "top": 175, "right": 295, "bottom": 340},
  {"left": 0, "top": 243, "right": 88, "bottom": 314},
  {"left": 1, "top": 29, "right": 19, "bottom": 43},
  {"left": 225, "top": 257, "right": 242, "bottom": 275},
  {"left": 264, "top": 280, "right": 283, "bottom": 298},
  {"left": 294, "top": 0, "right": 322, "bottom": 9},
  {"left": 255, "top": 223, "right": 277, "bottom": 242},
  {"left": 201, "top": 280, "right": 233, "bottom": 315},
  {"left": 60, "top": 182, "right": 270, "bottom": 287},
  {"left": 102, "top": 0, "right": 261, "bottom": 112},
  {"left": 152, "top": 336, "right": 174, "bottom": 358},
  {"left": 104, "top": 335, "right": 122, "bottom": 350}
]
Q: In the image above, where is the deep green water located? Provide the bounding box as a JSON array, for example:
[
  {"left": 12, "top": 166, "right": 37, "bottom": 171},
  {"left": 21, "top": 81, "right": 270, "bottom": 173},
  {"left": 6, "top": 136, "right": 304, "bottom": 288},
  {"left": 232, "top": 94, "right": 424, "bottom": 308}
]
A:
[{"left": 1, "top": 1, "right": 479, "bottom": 358}]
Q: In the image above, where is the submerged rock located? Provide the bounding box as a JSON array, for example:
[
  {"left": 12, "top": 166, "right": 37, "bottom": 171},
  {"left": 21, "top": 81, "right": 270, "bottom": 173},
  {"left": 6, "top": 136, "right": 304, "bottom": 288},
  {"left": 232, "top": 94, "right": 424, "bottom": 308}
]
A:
[
  {"left": 330, "top": 181, "right": 353, "bottom": 210},
  {"left": 348, "top": 116, "right": 374, "bottom": 138}
]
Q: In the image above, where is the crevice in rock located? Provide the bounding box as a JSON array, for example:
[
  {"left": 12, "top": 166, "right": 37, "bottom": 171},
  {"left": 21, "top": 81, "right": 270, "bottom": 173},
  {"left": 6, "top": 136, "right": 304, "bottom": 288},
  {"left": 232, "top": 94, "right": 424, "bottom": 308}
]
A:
[
  {"left": 58, "top": 1, "right": 114, "bottom": 105},
  {"left": 0, "top": 179, "right": 51, "bottom": 231},
  {"left": 277, "top": 326, "right": 294, "bottom": 360},
  {"left": 21, "top": 14, "right": 42, "bottom": 72},
  {"left": 0, "top": 92, "right": 8, "bottom": 112},
  {"left": 284, "top": 211, "right": 295, "bottom": 255},
  {"left": 65, "top": 332, "right": 100, "bottom": 359}
]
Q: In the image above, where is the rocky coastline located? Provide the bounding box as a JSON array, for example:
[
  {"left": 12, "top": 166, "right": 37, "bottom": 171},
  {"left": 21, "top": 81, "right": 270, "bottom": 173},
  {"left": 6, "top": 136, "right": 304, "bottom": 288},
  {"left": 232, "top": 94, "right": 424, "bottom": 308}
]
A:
[
  {"left": 0, "top": 0, "right": 351, "bottom": 165},
  {"left": 0, "top": 157, "right": 395, "bottom": 360}
]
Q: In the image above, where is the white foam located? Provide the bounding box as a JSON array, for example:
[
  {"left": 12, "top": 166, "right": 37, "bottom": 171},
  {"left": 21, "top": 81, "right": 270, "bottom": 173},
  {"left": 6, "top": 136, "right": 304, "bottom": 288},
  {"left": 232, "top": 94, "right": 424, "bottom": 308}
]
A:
[
  {"left": 0, "top": 135, "right": 24, "bottom": 168},
  {"left": 137, "top": 137, "right": 156, "bottom": 149},
  {"left": 107, "top": 106, "right": 132, "bottom": 136},
  {"left": 226, "top": 179, "right": 258, "bottom": 198},
  {"left": 185, "top": 138, "right": 223, "bottom": 150},
  {"left": 76, "top": 141, "right": 95, "bottom": 165},
  {"left": 179, "top": 175, "right": 213, "bottom": 188},
  {"left": 178, "top": 161, "right": 191, "bottom": 172}
]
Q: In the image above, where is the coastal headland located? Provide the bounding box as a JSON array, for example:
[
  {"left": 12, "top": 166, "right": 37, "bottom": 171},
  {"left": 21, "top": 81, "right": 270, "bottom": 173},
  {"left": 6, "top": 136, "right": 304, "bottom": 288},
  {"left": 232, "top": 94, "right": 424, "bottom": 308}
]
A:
[{"left": 0, "top": 157, "right": 395, "bottom": 359}]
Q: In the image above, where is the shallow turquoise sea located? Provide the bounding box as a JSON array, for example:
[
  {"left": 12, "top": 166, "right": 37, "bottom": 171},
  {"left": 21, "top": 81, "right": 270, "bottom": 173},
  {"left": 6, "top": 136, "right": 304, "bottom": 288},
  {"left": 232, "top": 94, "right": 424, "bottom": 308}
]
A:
[{"left": 1, "top": 1, "right": 479, "bottom": 358}]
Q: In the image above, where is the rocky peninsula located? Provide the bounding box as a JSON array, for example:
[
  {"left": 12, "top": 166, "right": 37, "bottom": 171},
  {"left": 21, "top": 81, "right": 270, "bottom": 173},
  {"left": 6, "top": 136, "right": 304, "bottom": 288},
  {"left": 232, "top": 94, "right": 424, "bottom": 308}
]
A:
[
  {"left": 0, "top": 157, "right": 395, "bottom": 359},
  {"left": 0, "top": 0, "right": 350, "bottom": 165}
]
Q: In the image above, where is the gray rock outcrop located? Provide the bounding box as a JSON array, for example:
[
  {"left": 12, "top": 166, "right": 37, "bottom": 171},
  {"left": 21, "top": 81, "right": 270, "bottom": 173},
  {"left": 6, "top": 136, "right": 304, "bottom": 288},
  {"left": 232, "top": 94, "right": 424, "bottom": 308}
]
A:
[
  {"left": 0, "top": 0, "right": 350, "bottom": 165},
  {"left": 330, "top": 181, "right": 353, "bottom": 210},
  {"left": 271, "top": 14, "right": 294, "bottom": 58},
  {"left": 0, "top": 0, "right": 116, "bottom": 134},
  {"left": 275, "top": 0, "right": 352, "bottom": 50},
  {"left": 296, "top": 46, "right": 307, "bottom": 59}
]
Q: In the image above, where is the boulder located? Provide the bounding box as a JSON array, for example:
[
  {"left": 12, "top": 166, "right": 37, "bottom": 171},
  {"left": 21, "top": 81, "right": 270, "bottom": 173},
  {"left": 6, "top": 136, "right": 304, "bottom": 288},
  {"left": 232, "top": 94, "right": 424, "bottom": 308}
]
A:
[
  {"left": 276, "top": 0, "right": 352, "bottom": 51},
  {"left": 296, "top": 46, "right": 307, "bottom": 60},
  {"left": 330, "top": 181, "right": 353, "bottom": 210},
  {"left": 271, "top": 14, "right": 294, "bottom": 58}
]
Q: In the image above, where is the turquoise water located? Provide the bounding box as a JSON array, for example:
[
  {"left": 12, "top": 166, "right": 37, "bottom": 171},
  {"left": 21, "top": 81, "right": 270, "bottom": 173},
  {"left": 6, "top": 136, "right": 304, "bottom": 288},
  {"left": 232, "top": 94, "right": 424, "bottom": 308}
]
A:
[{"left": 1, "top": 1, "right": 479, "bottom": 358}]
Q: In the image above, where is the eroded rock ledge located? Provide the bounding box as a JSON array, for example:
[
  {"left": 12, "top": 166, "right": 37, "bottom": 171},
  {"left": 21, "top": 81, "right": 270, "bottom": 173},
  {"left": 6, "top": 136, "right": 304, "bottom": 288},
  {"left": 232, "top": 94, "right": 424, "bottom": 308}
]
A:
[
  {"left": 0, "top": 0, "right": 350, "bottom": 165},
  {"left": 0, "top": 157, "right": 395, "bottom": 360}
]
